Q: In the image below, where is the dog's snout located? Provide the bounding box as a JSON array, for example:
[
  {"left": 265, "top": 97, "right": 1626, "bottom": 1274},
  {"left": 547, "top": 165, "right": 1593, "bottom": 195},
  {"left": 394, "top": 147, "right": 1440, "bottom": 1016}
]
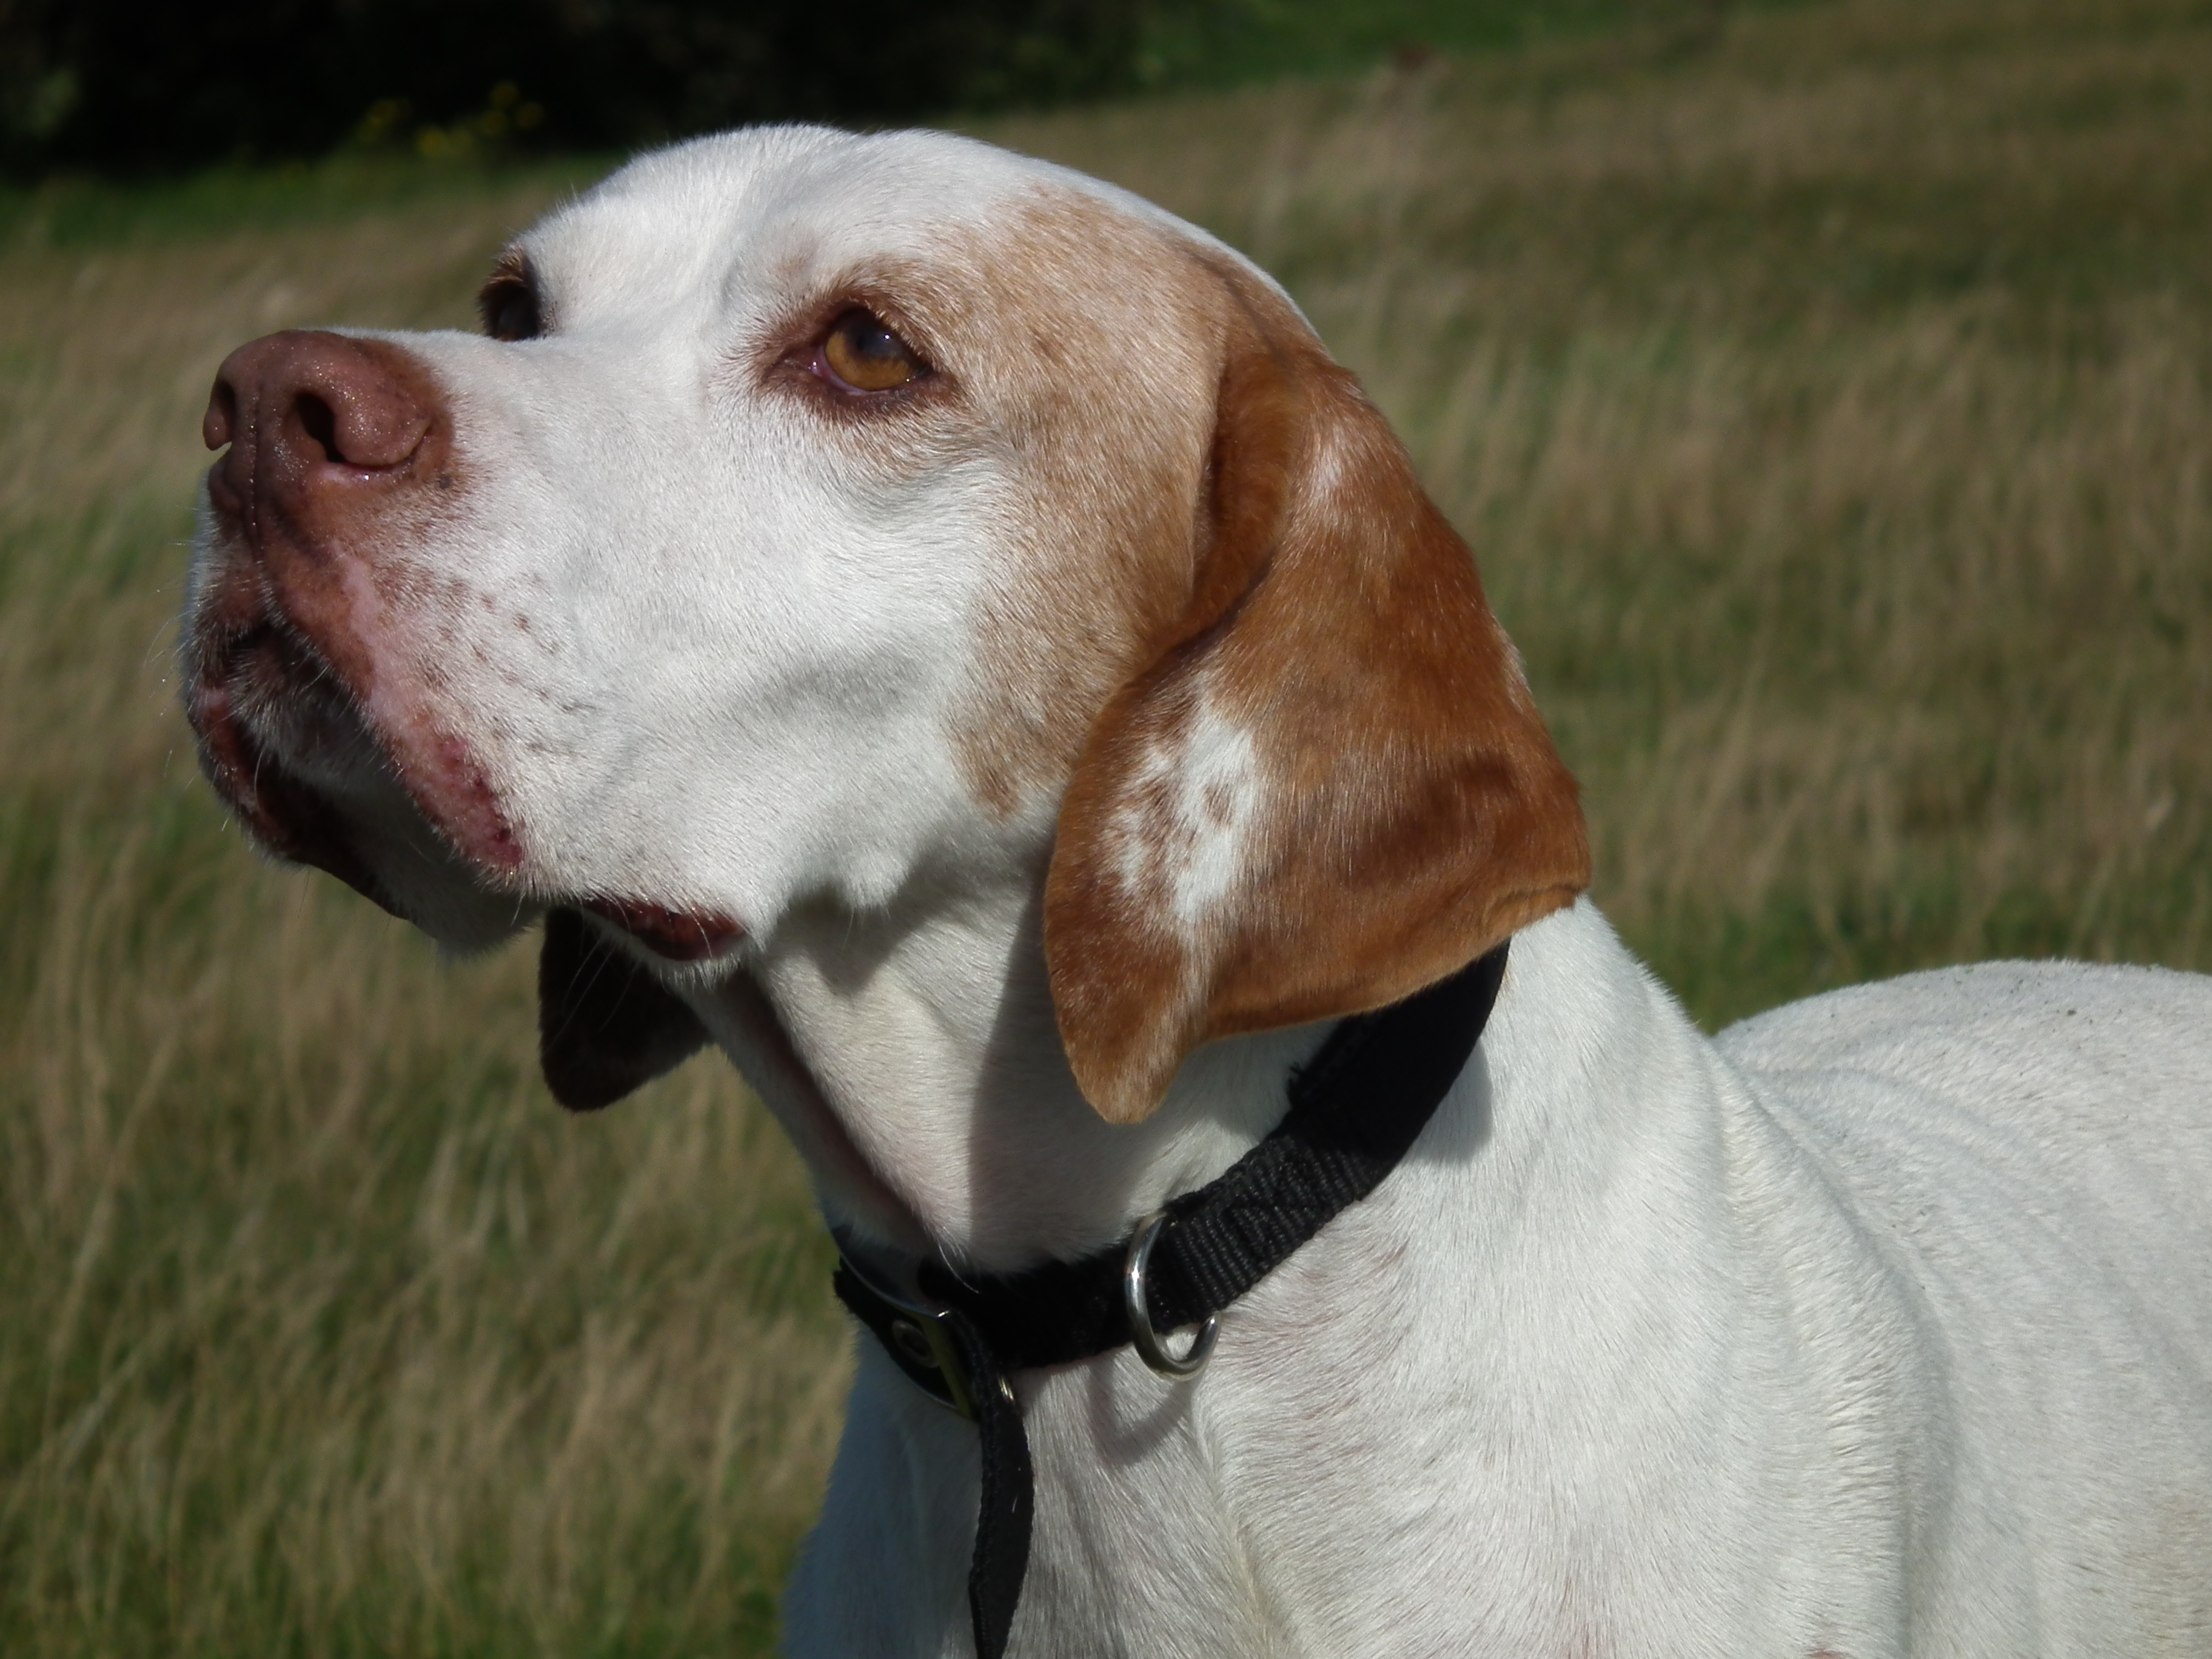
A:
[{"left": 204, "top": 330, "right": 444, "bottom": 537}]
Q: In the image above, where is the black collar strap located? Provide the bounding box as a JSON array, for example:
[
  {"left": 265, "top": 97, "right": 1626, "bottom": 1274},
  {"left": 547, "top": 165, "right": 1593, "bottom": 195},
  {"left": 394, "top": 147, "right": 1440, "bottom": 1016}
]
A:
[{"left": 833, "top": 940, "right": 1510, "bottom": 1659}]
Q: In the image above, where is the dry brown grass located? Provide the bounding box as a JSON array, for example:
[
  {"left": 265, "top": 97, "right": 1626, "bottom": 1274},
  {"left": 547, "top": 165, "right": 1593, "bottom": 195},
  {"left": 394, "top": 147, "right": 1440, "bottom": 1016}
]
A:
[
  {"left": 994, "top": 0, "right": 2212, "bottom": 1016},
  {"left": 3, "top": 0, "right": 2210, "bottom": 1651}
]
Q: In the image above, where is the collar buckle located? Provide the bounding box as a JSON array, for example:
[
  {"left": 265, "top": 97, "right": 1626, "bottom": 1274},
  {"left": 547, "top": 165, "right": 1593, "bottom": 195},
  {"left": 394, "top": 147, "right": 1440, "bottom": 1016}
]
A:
[{"left": 833, "top": 1245, "right": 980, "bottom": 1421}]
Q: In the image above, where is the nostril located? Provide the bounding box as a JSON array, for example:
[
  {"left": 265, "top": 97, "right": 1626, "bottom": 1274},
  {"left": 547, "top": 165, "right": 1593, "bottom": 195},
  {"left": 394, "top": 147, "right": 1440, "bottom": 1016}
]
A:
[
  {"left": 204, "top": 377, "right": 239, "bottom": 451},
  {"left": 295, "top": 392, "right": 340, "bottom": 463}
]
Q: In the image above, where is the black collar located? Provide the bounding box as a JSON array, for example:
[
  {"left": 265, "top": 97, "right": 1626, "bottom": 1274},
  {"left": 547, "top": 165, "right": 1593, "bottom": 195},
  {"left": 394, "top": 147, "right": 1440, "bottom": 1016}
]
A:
[{"left": 833, "top": 940, "right": 1510, "bottom": 1659}]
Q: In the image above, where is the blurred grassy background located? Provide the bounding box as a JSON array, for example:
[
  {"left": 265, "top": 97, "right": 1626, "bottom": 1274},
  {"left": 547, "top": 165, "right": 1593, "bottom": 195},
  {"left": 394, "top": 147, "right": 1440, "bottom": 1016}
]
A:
[{"left": 3, "top": 0, "right": 2210, "bottom": 1652}]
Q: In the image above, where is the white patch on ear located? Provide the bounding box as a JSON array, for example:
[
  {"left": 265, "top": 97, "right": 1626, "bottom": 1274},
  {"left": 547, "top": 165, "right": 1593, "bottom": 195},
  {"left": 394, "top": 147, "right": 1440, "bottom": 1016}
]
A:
[
  {"left": 1169, "top": 703, "right": 1264, "bottom": 925},
  {"left": 1108, "top": 690, "right": 1265, "bottom": 934}
]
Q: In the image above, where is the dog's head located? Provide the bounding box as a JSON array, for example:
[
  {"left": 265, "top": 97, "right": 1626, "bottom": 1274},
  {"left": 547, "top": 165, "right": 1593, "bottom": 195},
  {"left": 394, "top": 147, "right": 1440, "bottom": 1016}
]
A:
[{"left": 185, "top": 127, "right": 1587, "bottom": 1127}]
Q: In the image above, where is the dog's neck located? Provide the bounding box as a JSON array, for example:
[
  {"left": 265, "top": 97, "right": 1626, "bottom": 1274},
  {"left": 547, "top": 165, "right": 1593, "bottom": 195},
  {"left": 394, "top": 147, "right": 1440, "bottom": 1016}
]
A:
[
  {"left": 692, "top": 875, "right": 1706, "bottom": 1287},
  {"left": 776, "top": 899, "right": 1908, "bottom": 1654},
  {"left": 692, "top": 870, "right": 1332, "bottom": 1272}
]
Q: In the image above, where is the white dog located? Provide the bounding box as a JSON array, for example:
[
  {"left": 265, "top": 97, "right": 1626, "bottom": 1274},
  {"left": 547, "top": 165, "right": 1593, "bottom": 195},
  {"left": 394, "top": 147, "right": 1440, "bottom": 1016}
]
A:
[{"left": 184, "top": 126, "right": 2212, "bottom": 1657}]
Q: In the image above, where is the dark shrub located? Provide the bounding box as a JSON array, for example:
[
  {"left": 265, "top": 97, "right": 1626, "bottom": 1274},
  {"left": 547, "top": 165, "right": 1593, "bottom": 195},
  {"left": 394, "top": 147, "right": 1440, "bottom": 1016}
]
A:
[{"left": 1, "top": 0, "right": 1162, "bottom": 176}]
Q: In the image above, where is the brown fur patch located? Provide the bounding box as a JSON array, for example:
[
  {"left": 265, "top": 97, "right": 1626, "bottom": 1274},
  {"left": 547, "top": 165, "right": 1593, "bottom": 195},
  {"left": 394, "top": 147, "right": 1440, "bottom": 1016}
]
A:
[
  {"left": 1037, "top": 256, "right": 1590, "bottom": 1122},
  {"left": 942, "top": 194, "right": 1226, "bottom": 815}
]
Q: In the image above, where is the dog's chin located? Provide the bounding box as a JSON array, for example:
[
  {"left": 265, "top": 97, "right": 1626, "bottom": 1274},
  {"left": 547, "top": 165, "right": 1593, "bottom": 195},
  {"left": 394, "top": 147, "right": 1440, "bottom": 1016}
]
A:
[{"left": 187, "top": 620, "right": 536, "bottom": 954}]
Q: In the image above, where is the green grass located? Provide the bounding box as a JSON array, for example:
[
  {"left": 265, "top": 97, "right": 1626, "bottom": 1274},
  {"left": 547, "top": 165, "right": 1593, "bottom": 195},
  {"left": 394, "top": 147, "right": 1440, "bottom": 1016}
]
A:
[{"left": 4, "top": 0, "right": 2211, "bottom": 1651}]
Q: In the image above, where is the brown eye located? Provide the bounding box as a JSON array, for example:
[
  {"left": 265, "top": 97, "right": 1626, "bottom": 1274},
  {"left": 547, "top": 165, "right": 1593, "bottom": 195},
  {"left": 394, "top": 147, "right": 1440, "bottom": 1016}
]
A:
[
  {"left": 822, "top": 308, "right": 923, "bottom": 391},
  {"left": 478, "top": 255, "right": 541, "bottom": 342}
]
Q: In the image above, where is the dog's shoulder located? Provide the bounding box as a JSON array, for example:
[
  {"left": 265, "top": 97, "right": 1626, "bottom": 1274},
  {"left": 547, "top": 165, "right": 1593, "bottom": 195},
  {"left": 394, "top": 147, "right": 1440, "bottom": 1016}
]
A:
[
  {"left": 1718, "top": 958, "right": 2212, "bottom": 1199},
  {"left": 1715, "top": 960, "right": 2212, "bottom": 1601},
  {"left": 1719, "top": 958, "right": 2212, "bottom": 1368},
  {"left": 1718, "top": 957, "right": 2212, "bottom": 1133}
]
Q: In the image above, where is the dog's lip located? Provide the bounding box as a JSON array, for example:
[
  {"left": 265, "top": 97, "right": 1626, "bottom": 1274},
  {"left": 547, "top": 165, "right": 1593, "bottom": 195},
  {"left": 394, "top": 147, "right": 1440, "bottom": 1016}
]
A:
[
  {"left": 190, "top": 608, "right": 371, "bottom": 786},
  {"left": 209, "top": 616, "right": 361, "bottom": 753},
  {"left": 189, "top": 543, "right": 534, "bottom": 873},
  {"left": 185, "top": 660, "right": 405, "bottom": 918},
  {"left": 192, "top": 610, "right": 750, "bottom": 962},
  {"left": 186, "top": 596, "right": 495, "bottom": 899},
  {"left": 580, "top": 896, "right": 748, "bottom": 962}
]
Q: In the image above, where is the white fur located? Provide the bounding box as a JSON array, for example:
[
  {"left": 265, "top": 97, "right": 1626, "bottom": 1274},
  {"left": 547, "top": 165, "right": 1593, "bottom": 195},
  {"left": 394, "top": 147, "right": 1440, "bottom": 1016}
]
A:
[
  {"left": 786, "top": 902, "right": 2212, "bottom": 1656},
  {"left": 1161, "top": 702, "right": 1264, "bottom": 928},
  {"left": 1109, "top": 691, "right": 1267, "bottom": 931},
  {"left": 190, "top": 127, "right": 2212, "bottom": 1655}
]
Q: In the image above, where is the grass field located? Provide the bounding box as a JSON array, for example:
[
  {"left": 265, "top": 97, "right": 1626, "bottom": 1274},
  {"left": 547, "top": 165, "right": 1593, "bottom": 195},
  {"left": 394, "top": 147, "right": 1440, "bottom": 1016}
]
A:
[{"left": 4, "top": 0, "right": 2210, "bottom": 1651}]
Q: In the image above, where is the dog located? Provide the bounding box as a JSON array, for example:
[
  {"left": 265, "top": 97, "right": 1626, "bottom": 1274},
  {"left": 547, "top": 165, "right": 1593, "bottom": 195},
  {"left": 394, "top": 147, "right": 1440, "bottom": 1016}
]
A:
[{"left": 184, "top": 126, "right": 2212, "bottom": 1656}]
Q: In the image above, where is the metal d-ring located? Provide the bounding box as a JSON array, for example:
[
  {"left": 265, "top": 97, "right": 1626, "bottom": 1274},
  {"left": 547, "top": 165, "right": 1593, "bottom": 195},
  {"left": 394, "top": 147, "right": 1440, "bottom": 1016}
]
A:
[{"left": 1122, "top": 1210, "right": 1218, "bottom": 1380}]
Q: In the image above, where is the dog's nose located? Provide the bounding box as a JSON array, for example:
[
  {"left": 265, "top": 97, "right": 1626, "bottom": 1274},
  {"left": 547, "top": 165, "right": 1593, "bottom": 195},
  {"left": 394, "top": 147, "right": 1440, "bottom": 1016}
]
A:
[{"left": 204, "top": 330, "right": 438, "bottom": 532}]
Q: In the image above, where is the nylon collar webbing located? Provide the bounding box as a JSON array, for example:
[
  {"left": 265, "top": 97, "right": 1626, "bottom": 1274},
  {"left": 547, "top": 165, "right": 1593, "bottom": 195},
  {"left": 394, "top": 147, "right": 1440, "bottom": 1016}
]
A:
[{"left": 833, "top": 940, "right": 1510, "bottom": 1659}]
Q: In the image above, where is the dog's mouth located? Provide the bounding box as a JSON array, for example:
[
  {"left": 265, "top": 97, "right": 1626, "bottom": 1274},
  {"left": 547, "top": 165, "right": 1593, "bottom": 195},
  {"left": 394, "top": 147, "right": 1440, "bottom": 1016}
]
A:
[
  {"left": 184, "top": 581, "right": 748, "bottom": 964},
  {"left": 182, "top": 551, "right": 550, "bottom": 957},
  {"left": 186, "top": 608, "right": 407, "bottom": 916}
]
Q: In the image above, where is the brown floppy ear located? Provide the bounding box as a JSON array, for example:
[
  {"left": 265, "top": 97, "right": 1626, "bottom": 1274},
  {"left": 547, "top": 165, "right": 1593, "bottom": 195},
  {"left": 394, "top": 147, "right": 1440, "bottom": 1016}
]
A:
[
  {"left": 538, "top": 907, "right": 710, "bottom": 1111},
  {"left": 1042, "top": 267, "right": 1590, "bottom": 1124}
]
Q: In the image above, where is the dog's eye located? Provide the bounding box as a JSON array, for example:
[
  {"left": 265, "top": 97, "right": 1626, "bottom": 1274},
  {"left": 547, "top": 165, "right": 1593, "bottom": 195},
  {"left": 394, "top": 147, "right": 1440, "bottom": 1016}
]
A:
[
  {"left": 478, "top": 258, "right": 543, "bottom": 343},
  {"left": 822, "top": 308, "right": 924, "bottom": 392}
]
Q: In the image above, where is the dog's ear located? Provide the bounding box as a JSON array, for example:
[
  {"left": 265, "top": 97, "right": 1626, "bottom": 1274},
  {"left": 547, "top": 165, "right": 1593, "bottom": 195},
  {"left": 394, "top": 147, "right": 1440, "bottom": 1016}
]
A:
[
  {"left": 538, "top": 907, "right": 711, "bottom": 1111},
  {"left": 1042, "top": 266, "right": 1589, "bottom": 1124}
]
